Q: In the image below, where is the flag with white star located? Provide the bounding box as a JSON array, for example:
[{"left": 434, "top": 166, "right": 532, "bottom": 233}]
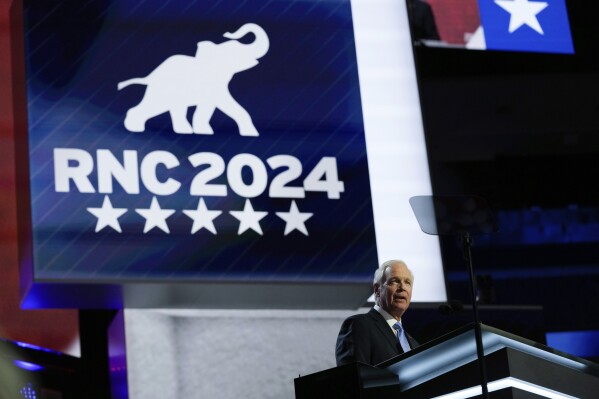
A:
[{"left": 478, "top": 0, "right": 574, "bottom": 53}]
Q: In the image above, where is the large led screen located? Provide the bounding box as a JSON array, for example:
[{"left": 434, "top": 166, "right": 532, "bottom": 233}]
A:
[
  {"left": 19, "top": 0, "right": 446, "bottom": 303},
  {"left": 412, "top": 0, "right": 574, "bottom": 54}
]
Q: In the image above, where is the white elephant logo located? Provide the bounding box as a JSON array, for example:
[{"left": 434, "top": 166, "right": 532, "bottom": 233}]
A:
[{"left": 117, "top": 23, "right": 269, "bottom": 136}]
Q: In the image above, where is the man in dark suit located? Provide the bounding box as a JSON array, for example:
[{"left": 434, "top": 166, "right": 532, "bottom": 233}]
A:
[
  {"left": 335, "top": 260, "right": 418, "bottom": 366},
  {"left": 409, "top": 0, "right": 441, "bottom": 41}
]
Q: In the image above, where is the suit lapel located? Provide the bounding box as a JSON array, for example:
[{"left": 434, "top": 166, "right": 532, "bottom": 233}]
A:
[
  {"left": 367, "top": 308, "right": 401, "bottom": 352},
  {"left": 406, "top": 332, "right": 419, "bottom": 349}
]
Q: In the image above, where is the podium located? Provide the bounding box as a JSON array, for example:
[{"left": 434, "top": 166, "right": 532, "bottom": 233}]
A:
[
  {"left": 293, "top": 362, "right": 401, "bottom": 399},
  {"left": 295, "top": 324, "right": 599, "bottom": 399}
]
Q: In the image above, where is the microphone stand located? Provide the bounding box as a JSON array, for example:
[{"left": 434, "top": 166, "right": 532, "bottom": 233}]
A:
[
  {"left": 409, "top": 195, "right": 498, "bottom": 398},
  {"left": 462, "top": 232, "right": 490, "bottom": 399}
]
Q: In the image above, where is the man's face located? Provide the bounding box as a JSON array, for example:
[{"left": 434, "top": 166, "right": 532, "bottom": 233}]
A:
[{"left": 376, "top": 262, "right": 413, "bottom": 320}]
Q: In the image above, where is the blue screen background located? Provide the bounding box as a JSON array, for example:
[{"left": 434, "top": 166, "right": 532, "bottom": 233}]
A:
[{"left": 23, "top": 0, "right": 378, "bottom": 282}]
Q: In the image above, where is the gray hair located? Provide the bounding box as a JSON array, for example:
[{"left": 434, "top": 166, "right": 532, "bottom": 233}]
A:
[{"left": 373, "top": 260, "right": 414, "bottom": 286}]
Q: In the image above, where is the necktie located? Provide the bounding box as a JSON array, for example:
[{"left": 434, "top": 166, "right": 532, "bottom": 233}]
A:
[{"left": 393, "top": 322, "right": 411, "bottom": 353}]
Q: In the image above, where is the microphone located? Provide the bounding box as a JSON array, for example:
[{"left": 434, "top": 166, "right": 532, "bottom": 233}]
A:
[{"left": 438, "top": 299, "right": 464, "bottom": 315}]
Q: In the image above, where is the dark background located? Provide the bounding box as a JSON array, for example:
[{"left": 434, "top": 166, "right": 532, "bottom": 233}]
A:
[{"left": 409, "top": 0, "right": 599, "bottom": 347}]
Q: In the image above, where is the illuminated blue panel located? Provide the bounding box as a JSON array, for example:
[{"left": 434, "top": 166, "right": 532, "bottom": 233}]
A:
[
  {"left": 14, "top": 360, "right": 44, "bottom": 372},
  {"left": 546, "top": 330, "right": 599, "bottom": 358},
  {"left": 22, "top": 0, "right": 377, "bottom": 283},
  {"left": 13, "top": 340, "right": 62, "bottom": 355},
  {"left": 478, "top": 0, "right": 574, "bottom": 54}
]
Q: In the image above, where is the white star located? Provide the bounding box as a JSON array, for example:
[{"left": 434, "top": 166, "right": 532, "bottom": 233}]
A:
[
  {"left": 495, "top": 0, "right": 548, "bottom": 34},
  {"left": 183, "top": 198, "right": 222, "bottom": 234},
  {"left": 276, "top": 201, "right": 313, "bottom": 236},
  {"left": 87, "top": 196, "right": 128, "bottom": 233},
  {"left": 229, "top": 199, "right": 268, "bottom": 235},
  {"left": 135, "top": 196, "right": 175, "bottom": 233}
]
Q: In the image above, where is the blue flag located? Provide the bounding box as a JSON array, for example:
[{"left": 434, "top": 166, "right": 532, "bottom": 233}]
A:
[{"left": 478, "top": 0, "right": 574, "bottom": 54}]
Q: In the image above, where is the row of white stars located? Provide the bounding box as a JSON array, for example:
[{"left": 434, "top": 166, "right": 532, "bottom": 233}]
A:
[{"left": 87, "top": 196, "right": 313, "bottom": 236}]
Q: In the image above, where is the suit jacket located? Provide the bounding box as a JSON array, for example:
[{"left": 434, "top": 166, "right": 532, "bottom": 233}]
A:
[
  {"left": 335, "top": 308, "right": 419, "bottom": 366},
  {"left": 410, "top": 0, "right": 441, "bottom": 41}
]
